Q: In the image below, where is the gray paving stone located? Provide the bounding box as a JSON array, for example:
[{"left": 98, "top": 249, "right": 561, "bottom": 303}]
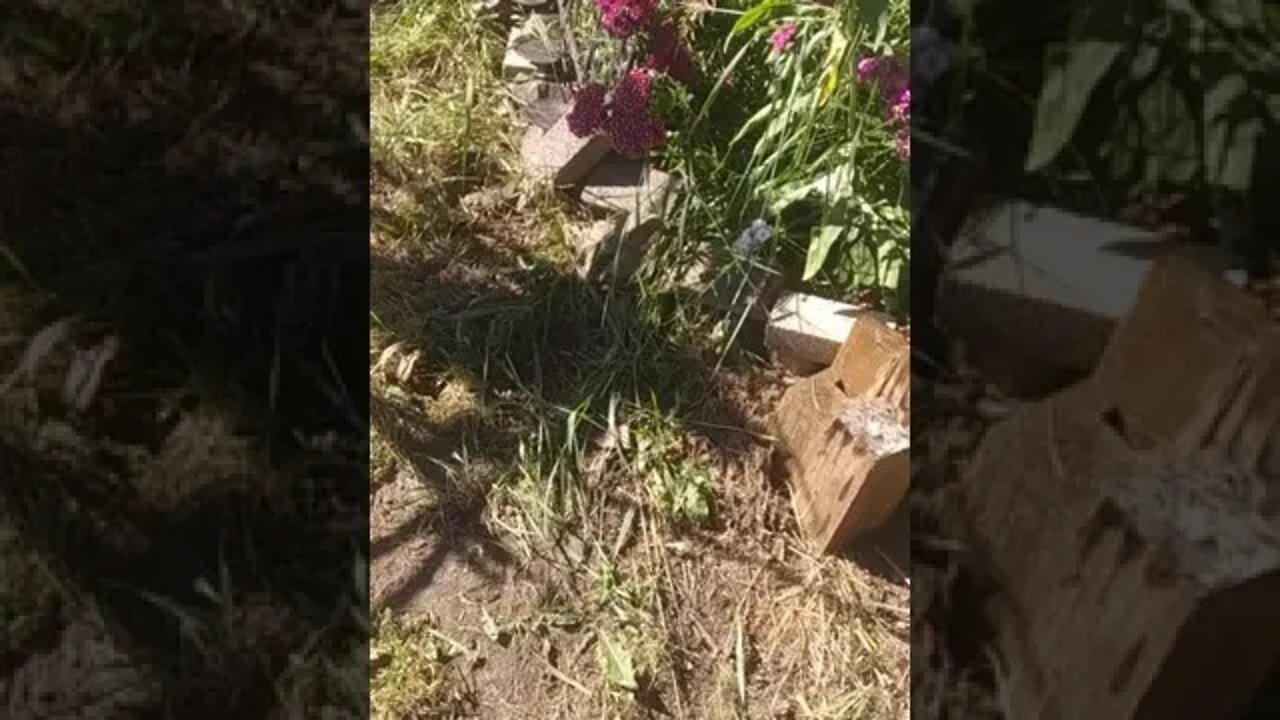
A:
[
  {"left": 579, "top": 155, "right": 674, "bottom": 222},
  {"left": 680, "top": 254, "right": 782, "bottom": 322},
  {"left": 519, "top": 114, "right": 611, "bottom": 186},
  {"left": 507, "top": 80, "right": 573, "bottom": 131},
  {"left": 507, "top": 14, "right": 566, "bottom": 65},
  {"left": 575, "top": 213, "right": 662, "bottom": 283}
]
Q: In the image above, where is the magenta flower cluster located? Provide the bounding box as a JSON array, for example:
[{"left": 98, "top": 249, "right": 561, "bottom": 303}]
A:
[
  {"left": 856, "top": 55, "right": 910, "bottom": 160},
  {"left": 568, "top": 1, "right": 698, "bottom": 157},
  {"left": 596, "top": 0, "right": 659, "bottom": 39},
  {"left": 567, "top": 69, "right": 666, "bottom": 158},
  {"left": 770, "top": 23, "right": 798, "bottom": 53}
]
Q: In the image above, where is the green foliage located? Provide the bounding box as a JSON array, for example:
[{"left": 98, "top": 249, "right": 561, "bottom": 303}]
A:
[
  {"left": 656, "top": 0, "right": 909, "bottom": 310},
  {"left": 631, "top": 407, "right": 715, "bottom": 527},
  {"left": 371, "top": 610, "right": 464, "bottom": 720},
  {"left": 1025, "top": 0, "right": 1280, "bottom": 193},
  {"left": 598, "top": 630, "right": 640, "bottom": 694}
]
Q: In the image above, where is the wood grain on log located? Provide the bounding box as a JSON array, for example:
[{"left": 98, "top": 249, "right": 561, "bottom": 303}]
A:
[
  {"left": 772, "top": 315, "right": 910, "bottom": 552},
  {"left": 958, "top": 380, "right": 1280, "bottom": 720},
  {"left": 830, "top": 312, "right": 909, "bottom": 420},
  {"left": 1093, "top": 249, "right": 1278, "bottom": 464}
]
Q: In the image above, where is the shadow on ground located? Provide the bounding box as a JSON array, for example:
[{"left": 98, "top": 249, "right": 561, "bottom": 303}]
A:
[
  {"left": 842, "top": 500, "right": 910, "bottom": 586},
  {"left": 0, "top": 5, "right": 368, "bottom": 717},
  {"left": 367, "top": 209, "right": 789, "bottom": 611}
]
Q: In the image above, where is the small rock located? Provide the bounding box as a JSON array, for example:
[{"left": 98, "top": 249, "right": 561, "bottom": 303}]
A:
[
  {"left": 507, "top": 80, "right": 574, "bottom": 131},
  {"left": 520, "top": 115, "right": 611, "bottom": 187},
  {"left": 570, "top": 215, "right": 625, "bottom": 278},
  {"left": 579, "top": 154, "right": 675, "bottom": 221},
  {"left": 502, "top": 47, "right": 539, "bottom": 82},
  {"left": 682, "top": 254, "right": 781, "bottom": 321},
  {"left": 504, "top": 13, "right": 568, "bottom": 77},
  {"left": 575, "top": 213, "right": 661, "bottom": 283},
  {"left": 460, "top": 187, "right": 516, "bottom": 218}
]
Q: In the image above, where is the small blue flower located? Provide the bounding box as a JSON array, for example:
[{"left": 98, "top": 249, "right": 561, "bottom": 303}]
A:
[{"left": 735, "top": 219, "right": 771, "bottom": 255}]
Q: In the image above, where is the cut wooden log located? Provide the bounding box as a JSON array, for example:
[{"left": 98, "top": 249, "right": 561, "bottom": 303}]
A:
[
  {"left": 830, "top": 311, "right": 908, "bottom": 420},
  {"left": 955, "top": 381, "right": 1134, "bottom": 621},
  {"left": 772, "top": 319, "right": 910, "bottom": 552},
  {"left": 1092, "top": 249, "right": 1280, "bottom": 478},
  {"left": 764, "top": 292, "right": 859, "bottom": 373},
  {"left": 773, "top": 371, "right": 909, "bottom": 552},
  {"left": 958, "top": 380, "right": 1280, "bottom": 720}
]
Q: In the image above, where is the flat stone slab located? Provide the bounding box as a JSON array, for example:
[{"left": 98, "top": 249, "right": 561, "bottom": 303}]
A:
[
  {"left": 579, "top": 155, "right": 674, "bottom": 221},
  {"left": 940, "top": 200, "right": 1245, "bottom": 396},
  {"left": 765, "top": 292, "right": 860, "bottom": 372},
  {"left": 502, "top": 47, "right": 539, "bottom": 81},
  {"left": 474, "top": 0, "right": 513, "bottom": 17},
  {"left": 574, "top": 212, "right": 661, "bottom": 283},
  {"left": 680, "top": 255, "right": 781, "bottom": 322},
  {"left": 507, "top": 14, "right": 566, "bottom": 66},
  {"left": 507, "top": 80, "right": 573, "bottom": 131},
  {"left": 519, "top": 114, "right": 610, "bottom": 187}
]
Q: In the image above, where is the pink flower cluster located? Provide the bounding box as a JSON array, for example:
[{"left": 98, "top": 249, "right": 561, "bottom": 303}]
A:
[
  {"left": 856, "top": 55, "right": 910, "bottom": 160},
  {"left": 570, "top": 3, "right": 702, "bottom": 157},
  {"left": 567, "top": 69, "right": 666, "bottom": 158},
  {"left": 597, "top": 0, "right": 659, "bottom": 39},
  {"left": 770, "top": 23, "right": 798, "bottom": 53}
]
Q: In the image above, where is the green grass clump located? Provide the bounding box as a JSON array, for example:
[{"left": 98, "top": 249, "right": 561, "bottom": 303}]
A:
[{"left": 371, "top": 610, "right": 468, "bottom": 720}]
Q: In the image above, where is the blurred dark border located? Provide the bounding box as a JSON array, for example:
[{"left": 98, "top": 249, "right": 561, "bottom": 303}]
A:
[{"left": 0, "top": 3, "right": 369, "bottom": 717}]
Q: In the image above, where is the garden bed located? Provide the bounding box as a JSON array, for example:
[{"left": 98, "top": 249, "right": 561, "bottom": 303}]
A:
[{"left": 370, "top": 0, "right": 910, "bottom": 717}]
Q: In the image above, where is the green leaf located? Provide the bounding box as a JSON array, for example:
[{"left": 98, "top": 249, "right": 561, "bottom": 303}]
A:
[
  {"left": 804, "top": 224, "right": 847, "bottom": 281},
  {"left": 1136, "top": 72, "right": 1197, "bottom": 186},
  {"left": 1025, "top": 41, "right": 1122, "bottom": 171},
  {"left": 1203, "top": 73, "right": 1259, "bottom": 191},
  {"left": 729, "top": 100, "right": 783, "bottom": 149},
  {"left": 876, "top": 238, "right": 905, "bottom": 290},
  {"left": 675, "top": 466, "right": 713, "bottom": 524},
  {"left": 850, "top": 241, "right": 880, "bottom": 287},
  {"left": 816, "top": 28, "right": 849, "bottom": 108},
  {"left": 598, "top": 632, "right": 638, "bottom": 693},
  {"left": 731, "top": 0, "right": 784, "bottom": 38}
]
